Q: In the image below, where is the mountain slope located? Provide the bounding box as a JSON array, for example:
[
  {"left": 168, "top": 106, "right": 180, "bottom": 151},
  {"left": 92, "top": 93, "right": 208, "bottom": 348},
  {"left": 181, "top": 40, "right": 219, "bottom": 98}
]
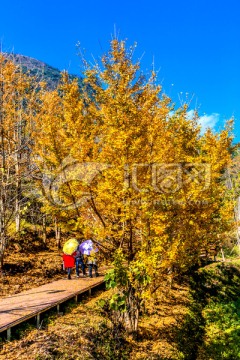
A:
[{"left": 4, "top": 53, "right": 82, "bottom": 90}]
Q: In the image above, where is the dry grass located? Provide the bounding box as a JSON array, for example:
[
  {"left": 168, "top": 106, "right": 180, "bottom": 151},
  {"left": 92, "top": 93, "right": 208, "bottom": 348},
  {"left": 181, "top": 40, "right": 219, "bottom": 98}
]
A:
[
  {"left": 0, "top": 284, "right": 189, "bottom": 359},
  {"left": 0, "top": 236, "right": 189, "bottom": 359},
  {"left": 0, "top": 237, "right": 64, "bottom": 299}
]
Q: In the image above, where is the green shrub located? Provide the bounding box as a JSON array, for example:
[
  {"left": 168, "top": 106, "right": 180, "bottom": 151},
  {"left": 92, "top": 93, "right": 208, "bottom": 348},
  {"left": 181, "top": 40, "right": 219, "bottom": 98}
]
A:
[
  {"left": 176, "top": 261, "right": 240, "bottom": 359},
  {"left": 200, "top": 300, "right": 240, "bottom": 359}
]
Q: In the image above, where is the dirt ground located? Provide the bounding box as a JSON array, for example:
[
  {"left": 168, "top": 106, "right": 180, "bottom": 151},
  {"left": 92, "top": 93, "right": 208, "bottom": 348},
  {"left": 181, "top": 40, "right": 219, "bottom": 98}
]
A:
[
  {"left": 0, "top": 278, "right": 188, "bottom": 360},
  {"left": 0, "top": 235, "right": 189, "bottom": 359},
  {"left": 0, "top": 236, "right": 70, "bottom": 299}
]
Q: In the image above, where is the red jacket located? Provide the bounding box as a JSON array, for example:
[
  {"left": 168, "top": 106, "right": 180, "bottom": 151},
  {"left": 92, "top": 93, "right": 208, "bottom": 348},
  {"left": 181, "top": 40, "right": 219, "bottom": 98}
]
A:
[{"left": 62, "top": 252, "right": 76, "bottom": 268}]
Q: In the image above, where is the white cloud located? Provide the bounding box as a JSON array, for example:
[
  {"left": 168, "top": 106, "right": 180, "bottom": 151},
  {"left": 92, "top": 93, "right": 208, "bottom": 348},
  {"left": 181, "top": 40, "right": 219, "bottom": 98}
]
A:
[
  {"left": 198, "top": 113, "right": 220, "bottom": 133},
  {"left": 186, "top": 109, "right": 195, "bottom": 120},
  {"left": 186, "top": 110, "right": 220, "bottom": 134},
  {"left": 169, "top": 110, "right": 220, "bottom": 134}
]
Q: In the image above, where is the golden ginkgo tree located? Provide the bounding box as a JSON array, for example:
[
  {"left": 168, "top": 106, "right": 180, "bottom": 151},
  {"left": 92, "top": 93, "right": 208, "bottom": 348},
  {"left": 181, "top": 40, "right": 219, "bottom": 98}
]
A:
[
  {"left": 0, "top": 53, "right": 42, "bottom": 268},
  {"left": 34, "top": 39, "right": 234, "bottom": 332}
]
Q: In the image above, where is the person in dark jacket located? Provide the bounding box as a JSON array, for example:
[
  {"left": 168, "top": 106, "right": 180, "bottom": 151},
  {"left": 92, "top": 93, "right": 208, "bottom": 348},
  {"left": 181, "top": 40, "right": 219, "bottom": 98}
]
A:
[{"left": 75, "top": 241, "right": 86, "bottom": 278}]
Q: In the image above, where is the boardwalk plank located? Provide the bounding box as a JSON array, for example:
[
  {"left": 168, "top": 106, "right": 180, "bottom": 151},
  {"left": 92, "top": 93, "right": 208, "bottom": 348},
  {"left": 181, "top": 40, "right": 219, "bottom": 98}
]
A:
[{"left": 0, "top": 275, "right": 105, "bottom": 334}]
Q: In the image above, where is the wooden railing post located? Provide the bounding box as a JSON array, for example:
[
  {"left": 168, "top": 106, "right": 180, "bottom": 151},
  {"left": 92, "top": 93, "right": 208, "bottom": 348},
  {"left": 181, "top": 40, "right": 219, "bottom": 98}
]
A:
[{"left": 7, "top": 328, "right": 11, "bottom": 341}]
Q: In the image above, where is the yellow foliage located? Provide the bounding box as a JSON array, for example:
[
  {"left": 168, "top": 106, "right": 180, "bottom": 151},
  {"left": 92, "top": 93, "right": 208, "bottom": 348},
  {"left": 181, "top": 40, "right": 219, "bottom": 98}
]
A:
[{"left": 33, "top": 40, "right": 234, "bottom": 304}]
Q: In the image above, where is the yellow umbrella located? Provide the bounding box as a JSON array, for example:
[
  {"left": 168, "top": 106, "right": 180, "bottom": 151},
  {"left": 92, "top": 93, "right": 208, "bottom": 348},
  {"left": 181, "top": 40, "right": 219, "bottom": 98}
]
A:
[{"left": 63, "top": 238, "right": 78, "bottom": 255}]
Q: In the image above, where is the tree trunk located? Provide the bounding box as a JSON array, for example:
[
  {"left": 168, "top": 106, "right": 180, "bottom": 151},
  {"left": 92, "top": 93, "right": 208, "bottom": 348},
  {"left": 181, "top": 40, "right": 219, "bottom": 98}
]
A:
[
  {"left": 15, "top": 171, "right": 21, "bottom": 233},
  {"left": 221, "top": 247, "right": 226, "bottom": 262},
  {"left": 14, "top": 133, "right": 21, "bottom": 233},
  {"left": 0, "top": 232, "right": 6, "bottom": 270},
  {"left": 42, "top": 214, "right": 47, "bottom": 245},
  {"left": 124, "top": 286, "right": 140, "bottom": 334},
  {"left": 55, "top": 217, "right": 61, "bottom": 249},
  {"left": 0, "top": 252, "right": 3, "bottom": 270}
]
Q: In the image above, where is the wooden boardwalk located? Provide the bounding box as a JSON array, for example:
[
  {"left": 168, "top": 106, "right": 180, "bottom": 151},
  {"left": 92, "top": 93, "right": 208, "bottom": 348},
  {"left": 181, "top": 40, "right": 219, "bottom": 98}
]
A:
[{"left": 0, "top": 274, "right": 105, "bottom": 340}]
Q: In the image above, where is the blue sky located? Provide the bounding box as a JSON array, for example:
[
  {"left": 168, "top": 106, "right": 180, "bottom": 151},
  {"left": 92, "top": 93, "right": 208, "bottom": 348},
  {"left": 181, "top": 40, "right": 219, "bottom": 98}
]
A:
[{"left": 1, "top": 0, "right": 240, "bottom": 142}]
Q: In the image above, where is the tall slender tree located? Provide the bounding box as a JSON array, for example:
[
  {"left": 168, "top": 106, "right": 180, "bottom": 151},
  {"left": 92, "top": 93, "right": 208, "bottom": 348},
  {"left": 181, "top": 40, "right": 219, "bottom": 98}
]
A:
[
  {"left": 33, "top": 40, "right": 234, "bottom": 332},
  {"left": 0, "top": 54, "right": 41, "bottom": 268}
]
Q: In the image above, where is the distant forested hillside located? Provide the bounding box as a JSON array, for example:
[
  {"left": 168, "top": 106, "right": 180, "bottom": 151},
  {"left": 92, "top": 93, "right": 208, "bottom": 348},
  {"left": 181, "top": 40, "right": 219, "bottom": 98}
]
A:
[{"left": 3, "top": 53, "right": 82, "bottom": 89}]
